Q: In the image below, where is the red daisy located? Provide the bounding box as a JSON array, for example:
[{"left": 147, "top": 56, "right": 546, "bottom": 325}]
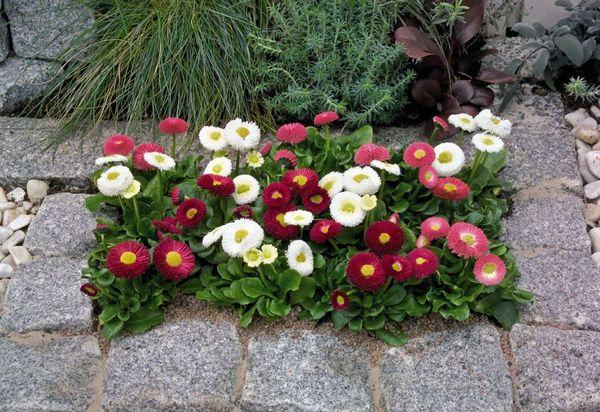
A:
[
  {"left": 383, "top": 254, "right": 413, "bottom": 281},
  {"left": 403, "top": 142, "right": 435, "bottom": 168},
  {"left": 263, "top": 205, "right": 300, "bottom": 240},
  {"left": 133, "top": 143, "right": 166, "bottom": 170},
  {"left": 274, "top": 150, "right": 298, "bottom": 168},
  {"left": 433, "top": 115, "right": 450, "bottom": 131},
  {"left": 277, "top": 123, "right": 307, "bottom": 144},
  {"left": 80, "top": 282, "right": 98, "bottom": 297},
  {"left": 314, "top": 111, "right": 339, "bottom": 126},
  {"left": 263, "top": 182, "right": 292, "bottom": 208},
  {"left": 233, "top": 205, "right": 254, "bottom": 219},
  {"left": 103, "top": 134, "right": 135, "bottom": 156},
  {"left": 346, "top": 252, "right": 387, "bottom": 292},
  {"left": 171, "top": 187, "right": 184, "bottom": 206},
  {"left": 447, "top": 222, "right": 489, "bottom": 258},
  {"left": 158, "top": 117, "right": 188, "bottom": 135},
  {"left": 364, "top": 221, "right": 404, "bottom": 256},
  {"left": 106, "top": 241, "right": 151, "bottom": 279},
  {"left": 407, "top": 248, "right": 439, "bottom": 278},
  {"left": 153, "top": 238, "right": 195, "bottom": 280},
  {"left": 283, "top": 168, "right": 318, "bottom": 195},
  {"left": 354, "top": 143, "right": 391, "bottom": 166},
  {"left": 152, "top": 217, "right": 181, "bottom": 235},
  {"left": 388, "top": 213, "right": 400, "bottom": 225},
  {"left": 309, "top": 219, "right": 343, "bottom": 243},
  {"left": 259, "top": 142, "right": 272, "bottom": 157},
  {"left": 176, "top": 198, "right": 207, "bottom": 228},
  {"left": 331, "top": 290, "right": 350, "bottom": 311},
  {"left": 197, "top": 174, "right": 235, "bottom": 197},
  {"left": 301, "top": 186, "right": 331, "bottom": 214},
  {"left": 431, "top": 177, "right": 470, "bottom": 201},
  {"left": 474, "top": 254, "right": 507, "bottom": 286},
  {"left": 418, "top": 165, "right": 439, "bottom": 189},
  {"left": 416, "top": 235, "right": 430, "bottom": 248},
  {"left": 420, "top": 216, "right": 449, "bottom": 240}
]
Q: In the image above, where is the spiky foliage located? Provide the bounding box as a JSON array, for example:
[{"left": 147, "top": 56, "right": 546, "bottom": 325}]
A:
[
  {"left": 251, "top": 0, "right": 415, "bottom": 127},
  {"left": 565, "top": 76, "right": 600, "bottom": 103}
]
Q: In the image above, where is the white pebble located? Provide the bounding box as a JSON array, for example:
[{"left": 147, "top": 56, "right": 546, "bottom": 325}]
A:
[
  {"left": 0, "top": 230, "right": 25, "bottom": 254},
  {"left": 0, "top": 202, "right": 16, "bottom": 212},
  {"left": 26, "top": 180, "right": 49, "bottom": 204},
  {"left": 0, "top": 188, "right": 6, "bottom": 203},
  {"left": 592, "top": 252, "right": 600, "bottom": 267},
  {"left": 7, "top": 214, "right": 31, "bottom": 231},
  {"left": 6, "top": 187, "right": 26, "bottom": 203},
  {"left": 584, "top": 181, "right": 600, "bottom": 200},
  {"left": 0, "top": 263, "right": 13, "bottom": 277},
  {"left": 589, "top": 227, "right": 600, "bottom": 253},
  {"left": 2, "top": 209, "right": 19, "bottom": 227},
  {"left": 0, "top": 226, "right": 13, "bottom": 244},
  {"left": 1, "top": 255, "right": 15, "bottom": 267},
  {"left": 8, "top": 246, "right": 32, "bottom": 266}
]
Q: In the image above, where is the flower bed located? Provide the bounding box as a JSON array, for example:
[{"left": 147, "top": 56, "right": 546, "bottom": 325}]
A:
[{"left": 81, "top": 112, "right": 532, "bottom": 345}]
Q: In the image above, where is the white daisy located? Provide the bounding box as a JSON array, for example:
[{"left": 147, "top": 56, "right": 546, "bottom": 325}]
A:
[
  {"left": 283, "top": 210, "right": 314, "bottom": 227},
  {"left": 370, "top": 160, "right": 401, "bottom": 176},
  {"left": 199, "top": 126, "right": 228, "bottom": 151},
  {"left": 224, "top": 118, "right": 261, "bottom": 152},
  {"left": 472, "top": 133, "right": 505, "bottom": 153},
  {"left": 121, "top": 180, "right": 141, "bottom": 199},
  {"left": 246, "top": 150, "right": 264, "bottom": 168},
  {"left": 360, "top": 194, "right": 377, "bottom": 211},
  {"left": 221, "top": 218, "right": 264, "bottom": 257},
  {"left": 202, "top": 225, "right": 227, "bottom": 248},
  {"left": 319, "top": 171, "right": 344, "bottom": 196},
  {"left": 204, "top": 157, "right": 232, "bottom": 176},
  {"left": 448, "top": 113, "right": 478, "bottom": 132},
  {"left": 432, "top": 142, "right": 465, "bottom": 176},
  {"left": 330, "top": 191, "right": 366, "bottom": 227},
  {"left": 95, "top": 154, "right": 128, "bottom": 166},
  {"left": 143, "top": 152, "right": 176, "bottom": 171},
  {"left": 232, "top": 175, "right": 260, "bottom": 205},
  {"left": 243, "top": 248, "right": 263, "bottom": 267},
  {"left": 343, "top": 166, "right": 381, "bottom": 195},
  {"left": 96, "top": 165, "right": 134, "bottom": 196},
  {"left": 286, "top": 240, "right": 314, "bottom": 276},
  {"left": 261, "top": 244, "right": 278, "bottom": 264},
  {"left": 474, "top": 109, "right": 512, "bottom": 137}
]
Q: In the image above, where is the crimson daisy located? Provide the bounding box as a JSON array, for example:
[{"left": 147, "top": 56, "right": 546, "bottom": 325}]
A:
[
  {"left": 346, "top": 252, "right": 387, "bottom": 292},
  {"left": 383, "top": 254, "right": 413, "bottom": 281},
  {"left": 263, "top": 205, "right": 300, "bottom": 240},
  {"left": 263, "top": 182, "right": 292, "bottom": 208},
  {"left": 274, "top": 149, "right": 298, "bottom": 168},
  {"left": 388, "top": 213, "right": 400, "bottom": 225},
  {"left": 283, "top": 168, "right": 319, "bottom": 195},
  {"left": 106, "top": 241, "right": 151, "bottom": 279},
  {"left": 277, "top": 123, "right": 307, "bottom": 144},
  {"left": 158, "top": 117, "right": 188, "bottom": 135},
  {"left": 403, "top": 142, "right": 435, "bottom": 168},
  {"left": 80, "top": 282, "right": 99, "bottom": 297},
  {"left": 197, "top": 174, "right": 235, "bottom": 196},
  {"left": 309, "top": 219, "right": 343, "bottom": 243},
  {"left": 103, "top": 134, "right": 134, "bottom": 156},
  {"left": 407, "top": 248, "right": 439, "bottom": 278},
  {"left": 152, "top": 217, "right": 181, "bottom": 235},
  {"left": 364, "top": 221, "right": 404, "bottom": 256},
  {"left": 354, "top": 143, "right": 391, "bottom": 166},
  {"left": 418, "top": 165, "right": 438, "bottom": 189},
  {"left": 431, "top": 177, "right": 470, "bottom": 200},
  {"left": 420, "top": 216, "right": 449, "bottom": 240},
  {"left": 133, "top": 143, "right": 165, "bottom": 170},
  {"left": 233, "top": 205, "right": 254, "bottom": 219},
  {"left": 474, "top": 254, "right": 506, "bottom": 286},
  {"left": 171, "top": 187, "right": 184, "bottom": 206},
  {"left": 176, "top": 198, "right": 207, "bottom": 228},
  {"left": 301, "top": 186, "right": 331, "bottom": 214},
  {"left": 447, "top": 222, "right": 489, "bottom": 258},
  {"left": 331, "top": 290, "right": 350, "bottom": 311},
  {"left": 314, "top": 111, "right": 339, "bottom": 126},
  {"left": 153, "top": 238, "right": 195, "bottom": 280}
]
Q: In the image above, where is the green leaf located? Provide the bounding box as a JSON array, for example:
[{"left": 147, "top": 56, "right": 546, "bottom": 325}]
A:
[
  {"left": 289, "top": 277, "right": 316, "bottom": 304},
  {"left": 483, "top": 149, "right": 508, "bottom": 174},
  {"left": 101, "top": 318, "right": 123, "bottom": 339},
  {"left": 85, "top": 194, "right": 110, "bottom": 212},
  {"left": 239, "top": 277, "right": 269, "bottom": 298},
  {"left": 374, "top": 328, "right": 407, "bottom": 346},
  {"left": 240, "top": 305, "right": 257, "bottom": 327},
  {"left": 439, "top": 302, "right": 470, "bottom": 321},
  {"left": 99, "top": 305, "right": 119, "bottom": 324},
  {"left": 512, "top": 22, "right": 539, "bottom": 38},
  {"left": 381, "top": 284, "right": 407, "bottom": 306},
  {"left": 348, "top": 317, "right": 363, "bottom": 332},
  {"left": 267, "top": 299, "right": 291, "bottom": 317},
  {"left": 331, "top": 309, "right": 357, "bottom": 330},
  {"left": 278, "top": 269, "right": 301, "bottom": 295},
  {"left": 364, "top": 314, "right": 385, "bottom": 330},
  {"left": 555, "top": 33, "right": 584, "bottom": 66},
  {"left": 125, "top": 308, "right": 164, "bottom": 333},
  {"left": 488, "top": 300, "right": 519, "bottom": 329},
  {"left": 136, "top": 217, "right": 155, "bottom": 238},
  {"left": 532, "top": 49, "right": 550, "bottom": 78}
]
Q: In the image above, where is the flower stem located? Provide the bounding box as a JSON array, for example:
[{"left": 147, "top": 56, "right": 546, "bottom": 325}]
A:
[
  {"left": 170, "top": 134, "right": 177, "bottom": 158},
  {"left": 324, "top": 125, "right": 331, "bottom": 154},
  {"left": 132, "top": 197, "right": 141, "bottom": 224},
  {"left": 469, "top": 150, "right": 488, "bottom": 182},
  {"left": 329, "top": 239, "right": 341, "bottom": 254},
  {"left": 428, "top": 125, "right": 439, "bottom": 145},
  {"left": 378, "top": 170, "right": 386, "bottom": 204},
  {"left": 457, "top": 130, "right": 464, "bottom": 146},
  {"left": 157, "top": 170, "right": 163, "bottom": 197},
  {"left": 235, "top": 151, "right": 241, "bottom": 175}
]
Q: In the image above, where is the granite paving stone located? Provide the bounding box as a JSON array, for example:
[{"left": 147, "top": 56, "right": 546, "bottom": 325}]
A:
[
  {"left": 514, "top": 250, "right": 600, "bottom": 330},
  {"left": 102, "top": 318, "right": 242, "bottom": 411},
  {"left": 380, "top": 324, "right": 512, "bottom": 412},
  {"left": 511, "top": 324, "right": 600, "bottom": 411},
  {"left": 0, "top": 257, "right": 91, "bottom": 334},
  {"left": 241, "top": 330, "right": 374, "bottom": 412},
  {"left": 0, "top": 335, "right": 101, "bottom": 410}
]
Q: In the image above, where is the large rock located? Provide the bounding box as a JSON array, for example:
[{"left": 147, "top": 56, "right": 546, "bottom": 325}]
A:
[
  {"left": 381, "top": 324, "right": 512, "bottom": 411},
  {"left": 0, "top": 15, "right": 9, "bottom": 62},
  {"left": 511, "top": 324, "right": 600, "bottom": 411},
  {"left": 0, "top": 257, "right": 92, "bottom": 334},
  {"left": 5, "top": 0, "right": 93, "bottom": 60},
  {"left": 241, "top": 330, "right": 374, "bottom": 411},
  {"left": 0, "top": 57, "right": 60, "bottom": 114},
  {"left": 0, "top": 335, "right": 101, "bottom": 410},
  {"left": 102, "top": 318, "right": 242, "bottom": 410}
]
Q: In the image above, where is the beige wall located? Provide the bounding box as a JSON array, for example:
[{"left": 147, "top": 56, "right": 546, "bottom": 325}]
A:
[{"left": 521, "top": 0, "right": 579, "bottom": 27}]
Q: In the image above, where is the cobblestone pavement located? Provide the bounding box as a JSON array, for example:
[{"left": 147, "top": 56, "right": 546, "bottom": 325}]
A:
[{"left": 0, "top": 86, "right": 598, "bottom": 411}]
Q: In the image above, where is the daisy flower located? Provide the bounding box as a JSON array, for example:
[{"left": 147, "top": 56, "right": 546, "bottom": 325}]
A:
[
  {"left": 133, "top": 143, "right": 165, "bottom": 170},
  {"left": 232, "top": 175, "right": 260, "bottom": 205},
  {"left": 259, "top": 142, "right": 272, "bottom": 157},
  {"left": 448, "top": 113, "right": 478, "bottom": 132},
  {"left": 301, "top": 187, "right": 331, "bottom": 214},
  {"left": 418, "top": 165, "right": 439, "bottom": 189},
  {"left": 263, "top": 205, "right": 300, "bottom": 240},
  {"left": 383, "top": 254, "right": 413, "bottom": 281},
  {"left": 330, "top": 191, "right": 366, "bottom": 227},
  {"left": 388, "top": 212, "right": 400, "bottom": 225},
  {"left": 309, "top": 219, "right": 343, "bottom": 243},
  {"left": 472, "top": 133, "right": 505, "bottom": 153},
  {"left": 447, "top": 222, "right": 489, "bottom": 258},
  {"left": 433, "top": 115, "right": 450, "bottom": 131},
  {"left": 365, "top": 220, "right": 404, "bottom": 256},
  {"left": 199, "top": 126, "right": 228, "bottom": 152},
  {"left": 331, "top": 290, "right": 350, "bottom": 311},
  {"left": 277, "top": 123, "right": 307, "bottom": 144},
  {"left": 121, "top": 180, "right": 141, "bottom": 199},
  {"left": 233, "top": 205, "right": 254, "bottom": 219},
  {"left": 416, "top": 235, "right": 430, "bottom": 248},
  {"left": 243, "top": 248, "right": 263, "bottom": 267},
  {"left": 143, "top": 152, "right": 176, "bottom": 171},
  {"left": 106, "top": 241, "right": 150, "bottom": 279},
  {"left": 197, "top": 174, "right": 236, "bottom": 197},
  {"left": 420, "top": 216, "right": 450, "bottom": 240},
  {"left": 403, "top": 142, "right": 435, "bottom": 168},
  {"left": 221, "top": 218, "right": 264, "bottom": 257},
  {"left": 246, "top": 150, "right": 264, "bottom": 168},
  {"left": 431, "top": 177, "right": 470, "bottom": 201},
  {"left": 263, "top": 182, "right": 292, "bottom": 208},
  {"left": 152, "top": 217, "right": 181, "bottom": 236},
  {"left": 474, "top": 109, "right": 512, "bottom": 137},
  {"left": 274, "top": 149, "right": 298, "bottom": 168},
  {"left": 346, "top": 252, "right": 387, "bottom": 292},
  {"left": 354, "top": 143, "right": 390, "bottom": 166},
  {"left": 202, "top": 225, "right": 227, "bottom": 248},
  {"left": 286, "top": 240, "right": 314, "bottom": 276},
  {"left": 204, "top": 157, "right": 232, "bottom": 176},
  {"left": 284, "top": 210, "right": 314, "bottom": 227},
  {"left": 97, "top": 165, "right": 134, "bottom": 196},
  {"left": 283, "top": 168, "right": 319, "bottom": 195},
  {"left": 224, "top": 118, "right": 261, "bottom": 151},
  {"left": 261, "top": 244, "right": 278, "bottom": 264},
  {"left": 474, "top": 254, "right": 506, "bottom": 286},
  {"left": 314, "top": 111, "right": 339, "bottom": 126},
  {"left": 343, "top": 166, "right": 381, "bottom": 195},
  {"left": 176, "top": 198, "right": 207, "bottom": 228},
  {"left": 171, "top": 187, "right": 184, "bottom": 206},
  {"left": 153, "top": 238, "right": 195, "bottom": 280},
  {"left": 407, "top": 248, "right": 439, "bottom": 278},
  {"left": 360, "top": 195, "right": 377, "bottom": 211},
  {"left": 319, "top": 171, "right": 344, "bottom": 196},
  {"left": 80, "top": 282, "right": 98, "bottom": 297},
  {"left": 432, "top": 142, "right": 465, "bottom": 176},
  {"left": 103, "top": 134, "right": 135, "bottom": 156},
  {"left": 371, "top": 160, "right": 400, "bottom": 176},
  {"left": 95, "top": 154, "right": 128, "bottom": 166},
  {"left": 159, "top": 117, "right": 188, "bottom": 135}
]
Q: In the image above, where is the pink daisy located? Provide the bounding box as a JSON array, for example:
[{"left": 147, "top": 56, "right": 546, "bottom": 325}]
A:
[
  {"left": 418, "top": 166, "right": 438, "bottom": 189},
  {"left": 277, "top": 123, "right": 307, "bottom": 144},
  {"left": 274, "top": 150, "right": 298, "bottom": 168},
  {"left": 354, "top": 143, "right": 391, "bottom": 166},
  {"left": 474, "top": 254, "right": 507, "bottom": 286},
  {"left": 103, "top": 134, "right": 135, "bottom": 156},
  {"left": 447, "top": 222, "right": 489, "bottom": 258},
  {"left": 133, "top": 143, "right": 166, "bottom": 170},
  {"left": 420, "top": 216, "right": 449, "bottom": 240},
  {"left": 158, "top": 117, "right": 188, "bottom": 135},
  {"left": 314, "top": 111, "right": 339, "bottom": 126},
  {"left": 403, "top": 142, "right": 435, "bottom": 168}
]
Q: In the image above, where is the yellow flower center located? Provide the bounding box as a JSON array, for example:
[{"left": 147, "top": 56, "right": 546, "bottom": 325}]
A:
[
  {"left": 107, "top": 172, "right": 120, "bottom": 181},
  {"left": 483, "top": 263, "right": 497, "bottom": 277},
  {"left": 237, "top": 183, "right": 250, "bottom": 194},
  {"left": 294, "top": 215, "right": 304, "bottom": 222},
  {"left": 379, "top": 233, "right": 391, "bottom": 244},
  {"left": 246, "top": 250, "right": 260, "bottom": 262},
  {"left": 212, "top": 180, "right": 222, "bottom": 186},
  {"left": 336, "top": 296, "right": 345, "bottom": 305},
  {"left": 321, "top": 225, "right": 330, "bottom": 234},
  {"left": 310, "top": 195, "right": 323, "bottom": 204},
  {"left": 425, "top": 171, "right": 433, "bottom": 180},
  {"left": 491, "top": 117, "right": 501, "bottom": 125},
  {"left": 414, "top": 149, "right": 426, "bottom": 159},
  {"left": 460, "top": 233, "right": 476, "bottom": 247},
  {"left": 120, "top": 251, "right": 137, "bottom": 265},
  {"left": 210, "top": 131, "right": 221, "bottom": 141},
  {"left": 360, "top": 264, "right": 375, "bottom": 277},
  {"left": 444, "top": 183, "right": 457, "bottom": 192},
  {"left": 154, "top": 154, "right": 166, "bottom": 163},
  {"left": 353, "top": 174, "right": 368, "bottom": 183},
  {"left": 483, "top": 137, "right": 494, "bottom": 145},
  {"left": 272, "top": 191, "right": 283, "bottom": 199},
  {"left": 276, "top": 213, "right": 287, "bottom": 227},
  {"left": 415, "top": 257, "right": 427, "bottom": 265},
  {"left": 212, "top": 164, "right": 222, "bottom": 173},
  {"left": 248, "top": 153, "right": 260, "bottom": 163},
  {"left": 296, "top": 253, "right": 306, "bottom": 263},
  {"left": 186, "top": 208, "right": 198, "bottom": 219},
  {"left": 460, "top": 118, "right": 471, "bottom": 124},
  {"left": 392, "top": 262, "right": 402, "bottom": 272},
  {"left": 165, "top": 251, "right": 182, "bottom": 267},
  {"left": 235, "top": 229, "right": 249, "bottom": 243},
  {"left": 342, "top": 202, "right": 355, "bottom": 213},
  {"left": 431, "top": 223, "right": 440, "bottom": 231},
  {"left": 438, "top": 151, "right": 452, "bottom": 164},
  {"left": 293, "top": 175, "right": 307, "bottom": 186},
  {"left": 237, "top": 127, "right": 250, "bottom": 138},
  {"left": 323, "top": 180, "right": 334, "bottom": 191}
]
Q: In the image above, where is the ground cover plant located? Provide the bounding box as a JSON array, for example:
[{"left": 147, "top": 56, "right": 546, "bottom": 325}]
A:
[{"left": 81, "top": 111, "right": 532, "bottom": 345}]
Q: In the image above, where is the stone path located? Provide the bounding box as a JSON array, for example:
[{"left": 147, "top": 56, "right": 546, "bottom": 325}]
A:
[{"left": 0, "top": 85, "right": 599, "bottom": 411}]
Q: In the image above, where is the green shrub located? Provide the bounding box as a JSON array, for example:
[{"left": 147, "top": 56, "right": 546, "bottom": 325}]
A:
[{"left": 252, "top": 0, "right": 415, "bottom": 127}]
